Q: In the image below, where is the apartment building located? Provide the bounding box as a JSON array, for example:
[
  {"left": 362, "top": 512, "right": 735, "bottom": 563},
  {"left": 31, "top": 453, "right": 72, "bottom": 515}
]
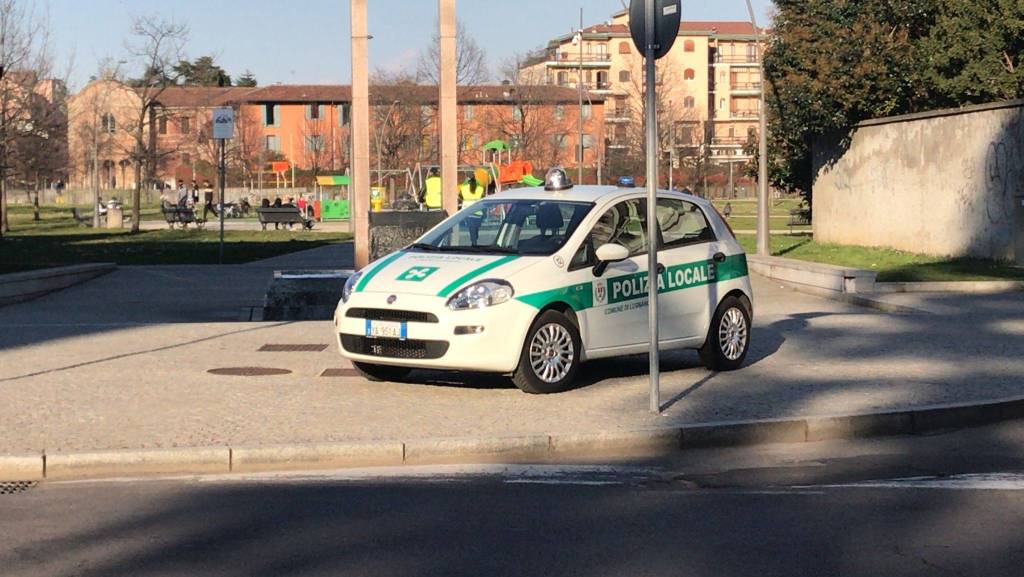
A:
[
  {"left": 66, "top": 81, "right": 604, "bottom": 190},
  {"left": 520, "top": 9, "right": 762, "bottom": 177}
]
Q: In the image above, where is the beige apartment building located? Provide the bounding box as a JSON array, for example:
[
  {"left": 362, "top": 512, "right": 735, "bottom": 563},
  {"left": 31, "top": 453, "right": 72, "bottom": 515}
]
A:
[{"left": 521, "top": 9, "right": 762, "bottom": 182}]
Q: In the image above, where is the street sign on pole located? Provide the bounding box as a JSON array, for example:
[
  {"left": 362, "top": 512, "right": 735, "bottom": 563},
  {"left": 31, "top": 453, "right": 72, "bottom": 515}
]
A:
[
  {"left": 212, "top": 106, "right": 234, "bottom": 264},
  {"left": 629, "top": 0, "right": 680, "bottom": 414}
]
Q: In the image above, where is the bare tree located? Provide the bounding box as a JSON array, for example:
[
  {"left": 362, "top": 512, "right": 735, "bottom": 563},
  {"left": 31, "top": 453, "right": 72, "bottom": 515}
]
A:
[
  {"left": 416, "top": 20, "right": 489, "bottom": 85},
  {"left": 0, "top": 0, "right": 54, "bottom": 236},
  {"left": 9, "top": 77, "right": 66, "bottom": 221},
  {"left": 301, "top": 112, "right": 329, "bottom": 178},
  {"left": 120, "top": 14, "right": 188, "bottom": 233},
  {"left": 481, "top": 55, "right": 563, "bottom": 170},
  {"left": 371, "top": 69, "right": 434, "bottom": 179}
]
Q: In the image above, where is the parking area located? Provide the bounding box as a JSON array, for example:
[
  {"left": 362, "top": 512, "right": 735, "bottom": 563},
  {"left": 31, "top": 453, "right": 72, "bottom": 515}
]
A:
[{"left": 0, "top": 257, "right": 1022, "bottom": 454}]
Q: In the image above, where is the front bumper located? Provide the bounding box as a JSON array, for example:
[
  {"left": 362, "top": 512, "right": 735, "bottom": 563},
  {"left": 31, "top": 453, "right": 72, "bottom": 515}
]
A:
[{"left": 334, "top": 292, "right": 537, "bottom": 373}]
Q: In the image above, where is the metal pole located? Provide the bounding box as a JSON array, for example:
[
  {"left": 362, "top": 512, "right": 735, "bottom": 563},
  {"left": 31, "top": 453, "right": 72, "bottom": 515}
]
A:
[
  {"left": 644, "top": 0, "right": 660, "bottom": 414},
  {"left": 219, "top": 138, "right": 225, "bottom": 264},
  {"left": 745, "top": 0, "right": 769, "bottom": 256},
  {"left": 577, "top": 7, "right": 584, "bottom": 184},
  {"left": 668, "top": 147, "right": 673, "bottom": 192}
]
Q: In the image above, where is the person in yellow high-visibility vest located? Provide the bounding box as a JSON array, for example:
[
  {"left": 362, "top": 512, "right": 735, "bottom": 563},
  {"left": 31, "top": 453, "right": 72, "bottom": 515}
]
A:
[
  {"left": 418, "top": 167, "right": 443, "bottom": 210},
  {"left": 459, "top": 175, "right": 484, "bottom": 208}
]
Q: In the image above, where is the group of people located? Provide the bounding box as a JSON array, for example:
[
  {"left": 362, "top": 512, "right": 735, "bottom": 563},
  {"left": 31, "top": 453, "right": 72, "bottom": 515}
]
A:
[
  {"left": 417, "top": 167, "right": 495, "bottom": 211},
  {"left": 162, "top": 179, "right": 216, "bottom": 220},
  {"left": 260, "top": 196, "right": 314, "bottom": 230}
]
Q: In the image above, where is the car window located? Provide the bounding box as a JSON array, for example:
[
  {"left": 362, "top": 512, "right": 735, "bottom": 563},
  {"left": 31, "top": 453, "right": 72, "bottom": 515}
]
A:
[
  {"left": 571, "top": 198, "right": 649, "bottom": 269},
  {"left": 657, "top": 198, "right": 715, "bottom": 248},
  {"left": 415, "top": 199, "right": 593, "bottom": 256}
]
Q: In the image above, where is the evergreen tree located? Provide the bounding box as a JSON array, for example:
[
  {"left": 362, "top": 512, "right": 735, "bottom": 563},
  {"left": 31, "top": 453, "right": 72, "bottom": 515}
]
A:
[{"left": 235, "top": 69, "right": 258, "bottom": 87}]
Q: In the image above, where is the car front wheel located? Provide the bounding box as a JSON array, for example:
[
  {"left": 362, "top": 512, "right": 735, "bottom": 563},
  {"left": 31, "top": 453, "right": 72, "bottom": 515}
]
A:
[
  {"left": 512, "top": 310, "right": 582, "bottom": 394},
  {"left": 699, "top": 295, "right": 751, "bottom": 371}
]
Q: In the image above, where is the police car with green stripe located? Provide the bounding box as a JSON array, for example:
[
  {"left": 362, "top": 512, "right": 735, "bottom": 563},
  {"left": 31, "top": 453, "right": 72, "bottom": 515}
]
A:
[{"left": 335, "top": 168, "right": 753, "bottom": 394}]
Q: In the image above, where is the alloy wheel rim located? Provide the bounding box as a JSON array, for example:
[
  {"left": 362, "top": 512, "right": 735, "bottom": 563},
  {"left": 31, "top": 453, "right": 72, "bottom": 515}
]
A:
[
  {"left": 718, "top": 307, "right": 748, "bottom": 361},
  {"left": 529, "top": 323, "right": 575, "bottom": 384}
]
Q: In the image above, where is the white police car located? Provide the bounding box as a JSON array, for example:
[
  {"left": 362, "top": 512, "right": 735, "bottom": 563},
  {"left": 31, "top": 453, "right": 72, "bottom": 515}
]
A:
[{"left": 335, "top": 169, "right": 753, "bottom": 394}]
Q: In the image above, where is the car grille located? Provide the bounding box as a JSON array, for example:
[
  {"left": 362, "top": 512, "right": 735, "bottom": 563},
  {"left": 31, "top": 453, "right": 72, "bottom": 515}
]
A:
[
  {"left": 346, "top": 308, "right": 439, "bottom": 323},
  {"left": 340, "top": 335, "right": 449, "bottom": 359}
]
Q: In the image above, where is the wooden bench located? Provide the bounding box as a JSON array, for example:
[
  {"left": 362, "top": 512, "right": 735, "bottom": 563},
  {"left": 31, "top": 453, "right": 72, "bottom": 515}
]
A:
[
  {"left": 788, "top": 208, "right": 811, "bottom": 232},
  {"left": 257, "top": 207, "right": 314, "bottom": 231},
  {"left": 161, "top": 206, "right": 205, "bottom": 229}
]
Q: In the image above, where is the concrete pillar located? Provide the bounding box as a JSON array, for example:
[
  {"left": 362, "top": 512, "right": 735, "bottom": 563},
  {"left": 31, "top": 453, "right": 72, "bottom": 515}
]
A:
[
  {"left": 438, "top": 0, "right": 459, "bottom": 215},
  {"left": 350, "top": 0, "right": 371, "bottom": 268}
]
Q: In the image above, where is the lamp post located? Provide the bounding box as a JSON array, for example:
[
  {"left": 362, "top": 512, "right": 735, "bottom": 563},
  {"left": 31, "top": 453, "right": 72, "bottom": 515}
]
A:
[
  {"left": 573, "top": 8, "right": 584, "bottom": 184},
  {"left": 744, "top": 0, "right": 769, "bottom": 256}
]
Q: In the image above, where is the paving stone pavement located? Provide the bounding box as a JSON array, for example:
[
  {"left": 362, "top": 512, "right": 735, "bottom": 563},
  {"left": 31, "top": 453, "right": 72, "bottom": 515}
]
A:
[{"left": 0, "top": 247, "right": 1021, "bottom": 454}]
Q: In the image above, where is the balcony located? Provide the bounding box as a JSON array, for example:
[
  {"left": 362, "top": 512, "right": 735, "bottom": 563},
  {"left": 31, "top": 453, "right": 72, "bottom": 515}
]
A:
[
  {"left": 728, "top": 109, "right": 760, "bottom": 119},
  {"left": 605, "top": 109, "right": 632, "bottom": 123},
  {"left": 546, "top": 52, "right": 612, "bottom": 67},
  {"left": 711, "top": 137, "right": 748, "bottom": 147},
  {"left": 713, "top": 54, "right": 759, "bottom": 66},
  {"left": 730, "top": 81, "right": 761, "bottom": 94}
]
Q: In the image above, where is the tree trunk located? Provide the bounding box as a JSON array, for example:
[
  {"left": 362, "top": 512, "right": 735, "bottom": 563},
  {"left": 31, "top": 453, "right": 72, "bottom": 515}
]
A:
[
  {"left": 132, "top": 159, "right": 142, "bottom": 234},
  {"left": 0, "top": 178, "right": 8, "bottom": 235}
]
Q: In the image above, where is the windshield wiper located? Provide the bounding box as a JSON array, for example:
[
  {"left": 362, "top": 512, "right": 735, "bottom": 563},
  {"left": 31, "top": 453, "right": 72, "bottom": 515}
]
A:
[{"left": 408, "top": 242, "right": 439, "bottom": 251}]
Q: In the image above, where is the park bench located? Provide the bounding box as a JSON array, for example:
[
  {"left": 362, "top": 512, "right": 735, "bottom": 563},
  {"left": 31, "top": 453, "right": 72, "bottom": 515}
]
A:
[
  {"left": 788, "top": 208, "right": 811, "bottom": 232},
  {"left": 257, "top": 207, "right": 314, "bottom": 231},
  {"left": 161, "top": 206, "right": 205, "bottom": 229}
]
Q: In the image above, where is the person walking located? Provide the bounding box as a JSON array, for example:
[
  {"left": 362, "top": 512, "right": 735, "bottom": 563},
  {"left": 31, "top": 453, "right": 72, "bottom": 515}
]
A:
[{"left": 201, "top": 180, "right": 214, "bottom": 221}]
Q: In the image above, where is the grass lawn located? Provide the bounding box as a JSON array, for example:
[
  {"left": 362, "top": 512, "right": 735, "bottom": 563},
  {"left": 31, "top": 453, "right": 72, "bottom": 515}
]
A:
[
  {"left": 1, "top": 205, "right": 351, "bottom": 274},
  {"left": 736, "top": 234, "right": 1024, "bottom": 282}
]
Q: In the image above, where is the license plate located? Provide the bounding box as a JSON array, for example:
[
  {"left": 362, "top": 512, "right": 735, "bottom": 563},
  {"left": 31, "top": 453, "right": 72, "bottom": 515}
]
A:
[{"left": 365, "top": 320, "right": 407, "bottom": 340}]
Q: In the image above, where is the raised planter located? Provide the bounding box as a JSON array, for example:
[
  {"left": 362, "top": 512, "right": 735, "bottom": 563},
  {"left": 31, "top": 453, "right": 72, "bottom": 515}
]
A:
[
  {"left": 747, "top": 255, "right": 876, "bottom": 294},
  {"left": 0, "top": 263, "right": 116, "bottom": 306},
  {"left": 262, "top": 269, "right": 354, "bottom": 321},
  {"left": 874, "top": 280, "right": 1024, "bottom": 294}
]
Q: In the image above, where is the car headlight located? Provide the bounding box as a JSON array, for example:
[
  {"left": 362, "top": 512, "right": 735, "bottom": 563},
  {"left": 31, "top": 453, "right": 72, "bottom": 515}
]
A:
[
  {"left": 341, "top": 271, "right": 363, "bottom": 303},
  {"left": 447, "top": 280, "right": 514, "bottom": 310}
]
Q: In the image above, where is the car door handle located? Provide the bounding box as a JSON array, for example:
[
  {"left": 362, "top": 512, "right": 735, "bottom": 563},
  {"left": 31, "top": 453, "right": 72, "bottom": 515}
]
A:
[{"left": 713, "top": 252, "right": 727, "bottom": 263}]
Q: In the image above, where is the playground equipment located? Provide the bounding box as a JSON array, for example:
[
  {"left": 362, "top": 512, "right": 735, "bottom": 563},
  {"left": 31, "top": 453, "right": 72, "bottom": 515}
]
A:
[{"left": 481, "top": 139, "right": 542, "bottom": 188}]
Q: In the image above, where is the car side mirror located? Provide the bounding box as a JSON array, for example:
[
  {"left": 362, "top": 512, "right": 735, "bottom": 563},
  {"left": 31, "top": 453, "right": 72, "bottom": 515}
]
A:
[{"left": 593, "top": 243, "right": 630, "bottom": 277}]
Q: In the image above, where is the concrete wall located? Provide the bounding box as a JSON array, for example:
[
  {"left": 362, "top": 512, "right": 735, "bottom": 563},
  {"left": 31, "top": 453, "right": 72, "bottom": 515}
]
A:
[{"left": 813, "top": 100, "right": 1024, "bottom": 263}]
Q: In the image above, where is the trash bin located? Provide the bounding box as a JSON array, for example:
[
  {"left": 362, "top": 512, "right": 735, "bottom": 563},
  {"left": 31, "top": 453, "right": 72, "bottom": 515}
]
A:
[{"left": 106, "top": 206, "right": 123, "bottom": 229}]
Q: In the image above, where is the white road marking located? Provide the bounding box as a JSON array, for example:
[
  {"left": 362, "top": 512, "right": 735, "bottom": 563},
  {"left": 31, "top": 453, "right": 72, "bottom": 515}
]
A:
[{"left": 802, "top": 473, "right": 1024, "bottom": 491}]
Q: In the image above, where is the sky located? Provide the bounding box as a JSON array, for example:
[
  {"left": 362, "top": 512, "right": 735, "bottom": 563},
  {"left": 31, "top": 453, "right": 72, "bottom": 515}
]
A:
[{"left": 48, "top": 0, "right": 774, "bottom": 90}]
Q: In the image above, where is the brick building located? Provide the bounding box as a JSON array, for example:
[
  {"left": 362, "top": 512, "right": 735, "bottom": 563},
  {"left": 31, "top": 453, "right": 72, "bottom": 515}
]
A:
[{"left": 66, "top": 80, "right": 604, "bottom": 191}]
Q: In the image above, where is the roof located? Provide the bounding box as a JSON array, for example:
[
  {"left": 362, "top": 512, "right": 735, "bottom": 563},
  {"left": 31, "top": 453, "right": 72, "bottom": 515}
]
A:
[
  {"left": 551, "top": 20, "right": 760, "bottom": 45},
  {"left": 140, "top": 83, "right": 603, "bottom": 106}
]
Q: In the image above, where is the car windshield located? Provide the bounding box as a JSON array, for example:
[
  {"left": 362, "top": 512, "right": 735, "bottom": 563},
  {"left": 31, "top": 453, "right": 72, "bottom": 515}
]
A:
[{"left": 410, "top": 199, "right": 594, "bottom": 256}]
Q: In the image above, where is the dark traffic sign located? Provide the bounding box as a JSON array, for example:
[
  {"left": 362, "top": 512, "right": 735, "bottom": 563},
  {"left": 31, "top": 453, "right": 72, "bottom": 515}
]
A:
[{"left": 629, "top": 0, "right": 681, "bottom": 60}]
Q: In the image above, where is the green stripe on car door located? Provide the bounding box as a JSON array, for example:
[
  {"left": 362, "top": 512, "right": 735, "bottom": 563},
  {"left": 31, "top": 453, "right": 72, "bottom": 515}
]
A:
[
  {"left": 436, "top": 255, "right": 519, "bottom": 297},
  {"left": 355, "top": 251, "right": 406, "bottom": 292}
]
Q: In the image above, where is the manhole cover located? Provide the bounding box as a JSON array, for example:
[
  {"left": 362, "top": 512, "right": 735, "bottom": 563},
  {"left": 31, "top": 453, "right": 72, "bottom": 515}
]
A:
[
  {"left": 259, "top": 344, "right": 329, "bottom": 352},
  {"left": 207, "top": 367, "right": 293, "bottom": 377},
  {"left": 321, "top": 368, "right": 360, "bottom": 377},
  {"left": 0, "top": 481, "right": 37, "bottom": 495}
]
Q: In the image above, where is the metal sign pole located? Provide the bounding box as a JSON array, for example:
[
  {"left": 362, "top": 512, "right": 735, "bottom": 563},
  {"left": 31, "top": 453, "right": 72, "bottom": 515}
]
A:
[
  {"left": 644, "top": 0, "right": 660, "bottom": 414},
  {"left": 219, "top": 138, "right": 226, "bottom": 264}
]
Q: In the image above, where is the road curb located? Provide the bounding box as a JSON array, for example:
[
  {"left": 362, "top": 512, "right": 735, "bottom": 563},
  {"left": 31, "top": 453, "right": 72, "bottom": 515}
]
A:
[{"left": 4, "top": 396, "right": 1024, "bottom": 482}]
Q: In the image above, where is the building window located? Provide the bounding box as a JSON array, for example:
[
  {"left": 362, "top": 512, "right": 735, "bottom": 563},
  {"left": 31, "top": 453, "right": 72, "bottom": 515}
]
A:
[
  {"left": 554, "top": 105, "right": 564, "bottom": 120},
  {"left": 101, "top": 113, "right": 116, "bottom": 134},
  {"left": 557, "top": 71, "right": 568, "bottom": 85},
  {"left": 180, "top": 153, "right": 191, "bottom": 165},
  {"left": 513, "top": 106, "right": 522, "bottom": 122},
  {"left": 684, "top": 68, "right": 695, "bottom": 80},
  {"left": 683, "top": 96, "right": 695, "bottom": 108},
  {"left": 618, "top": 70, "right": 631, "bottom": 83},
  {"left": 719, "top": 98, "right": 725, "bottom": 110},
  {"left": 684, "top": 39, "right": 695, "bottom": 52},
  {"left": 582, "top": 103, "right": 592, "bottom": 119},
  {"left": 158, "top": 116, "right": 167, "bottom": 135},
  {"left": 618, "top": 41, "right": 631, "bottom": 54},
  {"left": 263, "top": 103, "right": 278, "bottom": 127},
  {"left": 337, "top": 103, "right": 349, "bottom": 126},
  {"left": 463, "top": 105, "right": 473, "bottom": 120},
  {"left": 266, "top": 135, "right": 280, "bottom": 152},
  {"left": 305, "top": 135, "right": 324, "bottom": 151},
  {"left": 306, "top": 103, "right": 321, "bottom": 120},
  {"left": 552, "top": 133, "right": 568, "bottom": 149}
]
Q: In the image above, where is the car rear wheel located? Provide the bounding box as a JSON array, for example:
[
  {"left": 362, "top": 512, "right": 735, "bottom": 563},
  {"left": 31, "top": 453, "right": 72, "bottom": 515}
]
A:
[
  {"left": 699, "top": 295, "right": 751, "bottom": 372},
  {"left": 512, "top": 310, "right": 582, "bottom": 394},
  {"left": 352, "top": 361, "right": 412, "bottom": 382}
]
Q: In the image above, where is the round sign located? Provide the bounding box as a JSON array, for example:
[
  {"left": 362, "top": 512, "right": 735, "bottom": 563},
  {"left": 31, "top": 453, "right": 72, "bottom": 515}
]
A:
[{"left": 629, "top": 0, "right": 681, "bottom": 60}]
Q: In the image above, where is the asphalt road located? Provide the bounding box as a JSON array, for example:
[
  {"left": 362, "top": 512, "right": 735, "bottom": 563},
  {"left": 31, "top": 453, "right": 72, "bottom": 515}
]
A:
[{"left": 4, "top": 421, "right": 1024, "bottom": 577}]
